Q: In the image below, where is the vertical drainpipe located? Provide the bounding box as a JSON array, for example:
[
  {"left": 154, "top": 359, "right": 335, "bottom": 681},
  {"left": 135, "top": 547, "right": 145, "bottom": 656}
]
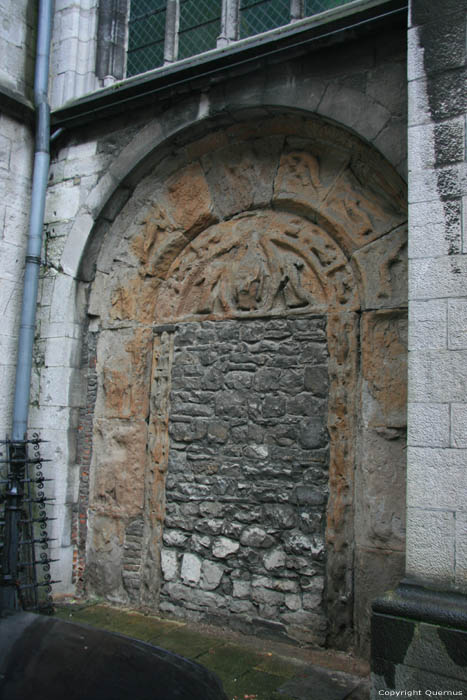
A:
[
  {"left": 0, "top": 0, "right": 54, "bottom": 611},
  {"left": 12, "top": 0, "right": 53, "bottom": 443}
]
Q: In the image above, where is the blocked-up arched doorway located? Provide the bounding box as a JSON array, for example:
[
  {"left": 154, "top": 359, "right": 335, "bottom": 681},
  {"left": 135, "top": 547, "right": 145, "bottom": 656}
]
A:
[{"left": 79, "top": 112, "right": 407, "bottom": 652}]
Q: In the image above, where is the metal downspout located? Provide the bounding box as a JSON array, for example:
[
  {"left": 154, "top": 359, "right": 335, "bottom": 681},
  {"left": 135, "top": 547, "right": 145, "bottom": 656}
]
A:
[
  {"left": 0, "top": 0, "right": 53, "bottom": 611},
  {"left": 12, "top": 0, "right": 53, "bottom": 442}
]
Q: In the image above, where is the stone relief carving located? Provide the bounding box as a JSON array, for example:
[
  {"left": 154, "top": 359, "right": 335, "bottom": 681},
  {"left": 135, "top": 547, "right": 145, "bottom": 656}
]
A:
[
  {"left": 274, "top": 149, "right": 406, "bottom": 255},
  {"left": 155, "top": 211, "right": 357, "bottom": 322}
]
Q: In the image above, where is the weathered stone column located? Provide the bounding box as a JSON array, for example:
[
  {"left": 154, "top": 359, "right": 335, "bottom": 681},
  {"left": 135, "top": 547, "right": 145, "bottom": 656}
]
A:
[{"left": 371, "top": 0, "right": 467, "bottom": 694}]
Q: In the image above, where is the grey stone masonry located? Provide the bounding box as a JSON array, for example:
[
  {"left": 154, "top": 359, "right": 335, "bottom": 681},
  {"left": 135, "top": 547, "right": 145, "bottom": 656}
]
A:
[
  {"left": 406, "top": 0, "right": 467, "bottom": 591},
  {"left": 0, "top": 0, "right": 36, "bottom": 437},
  {"left": 0, "top": 0, "right": 36, "bottom": 98},
  {"left": 160, "top": 317, "right": 329, "bottom": 645}
]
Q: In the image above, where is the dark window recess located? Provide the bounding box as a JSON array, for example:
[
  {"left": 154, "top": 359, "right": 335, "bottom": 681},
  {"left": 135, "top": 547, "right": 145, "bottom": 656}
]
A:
[
  {"left": 305, "top": 0, "right": 356, "bottom": 16},
  {"left": 240, "top": 0, "right": 290, "bottom": 39},
  {"left": 127, "top": 0, "right": 167, "bottom": 77},
  {"left": 178, "top": 0, "right": 222, "bottom": 61}
]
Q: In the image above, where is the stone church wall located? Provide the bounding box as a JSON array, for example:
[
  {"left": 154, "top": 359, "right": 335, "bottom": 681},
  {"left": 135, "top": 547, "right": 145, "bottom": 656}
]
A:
[
  {"left": 70, "top": 109, "right": 406, "bottom": 653},
  {"left": 29, "top": 24, "right": 408, "bottom": 656},
  {"left": 0, "top": 0, "right": 35, "bottom": 437},
  {"left": 372, "top": 0, "right": 467, "bottom": 693}
]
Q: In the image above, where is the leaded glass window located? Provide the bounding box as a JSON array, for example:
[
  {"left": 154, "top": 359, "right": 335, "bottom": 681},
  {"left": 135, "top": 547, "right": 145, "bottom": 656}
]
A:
[
  {"left": 305, "top": 0, "right": 355, "bottom": 16},
  {"left": 239, "top": 0, "right": 290, "bottom": 39},
  {"left": 125, "top": 0, "right": 361, "bottom": 78},
  {"left": 178, "top": 0, "right": 222, "bottom": 60},
  {"left": 127, "top": 0, "right": 166, "bottom": 77}
]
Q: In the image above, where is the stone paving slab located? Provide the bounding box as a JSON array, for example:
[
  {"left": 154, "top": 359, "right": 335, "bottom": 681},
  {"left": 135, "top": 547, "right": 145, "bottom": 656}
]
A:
[
  {"left": 278, "top": 666, "right": 360, "bottom": 700},
  {"left": 229, "top": 669, "right": 292, "bottom": 700},
  {"left": 152, "top": 627, "right": 226, "bottom": 658},
  {"left": 53, "top": 602, "right": 369, "bottom": 700}
]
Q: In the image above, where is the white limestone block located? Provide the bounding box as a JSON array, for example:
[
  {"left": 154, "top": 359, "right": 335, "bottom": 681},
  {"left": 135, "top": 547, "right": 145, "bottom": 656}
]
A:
[
  {"left": 409, "top": 349, "right": 467, "bottom": 403},
  {"left": 201, "top": 560, "right": 224, "bottom": 591},
  {"left": 408, "top": 77, "right": 431, "bottom": 128},
  {"left": 455, "top": 511, "right": 467, "bottom": 591},
  {"left": 407, "top": 402, "right": 450, "bottom": 447},
  {"left": 409, "top": 298, "right": 447, "bottom": 350},
  {"left": 448, "top": 298, "right": 467, "bottom": 349},
  {"left": 45, "top": 181, "right": 81, "bottom": 223},
  {"left": 181, "top": 553, "right": 202, "bottom": 585},
  {"left": 410, "top": 256, "right": 467, "bottom": 301},
  {"left": 408, "top": 123, "right": 435, "bottom": 172},
  {"left": 407, "top": 446, "right": 467, "bottom": 511},
  {"left": 407, "top": 28, "right": 425, "bottom": 81},
  {"left": 161, "top": 549, "right": 178, "bottom": 581},
  {"left": 451, "top": 404, "right": 467, "bottom": 448},
  {"left": 212, "top": 536, "right": 240, "bottom": 558},
  {"left": 406, "top": 507, "right": 455, "bottom": 584}
]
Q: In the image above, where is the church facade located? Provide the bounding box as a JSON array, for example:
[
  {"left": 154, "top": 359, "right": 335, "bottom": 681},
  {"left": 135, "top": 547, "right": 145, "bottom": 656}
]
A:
[{"left": 0, "top": 0, "right": 466, "bottom": 692}]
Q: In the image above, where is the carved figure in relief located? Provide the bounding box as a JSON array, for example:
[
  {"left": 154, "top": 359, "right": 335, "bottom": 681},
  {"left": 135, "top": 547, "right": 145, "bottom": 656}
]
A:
[
  {"left": 280, "top": 151, "right": 322, "bottom": 191},
  {"left": 230, "top": 236, "right": 314, "bottom": 313},
  {"left": 231, "top": 239, "right": 269, "bottom": 311},
  {"left": 154, "top": 211, "right": 356, "bottom": 322},
  {"left": 377, "top": 236, "right": 407, "bottom": 299}
]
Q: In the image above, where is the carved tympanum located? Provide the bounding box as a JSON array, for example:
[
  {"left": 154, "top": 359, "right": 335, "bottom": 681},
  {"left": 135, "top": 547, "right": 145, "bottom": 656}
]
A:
[{"left": 155, "top": 210, "right": 357, "bottom": 322}]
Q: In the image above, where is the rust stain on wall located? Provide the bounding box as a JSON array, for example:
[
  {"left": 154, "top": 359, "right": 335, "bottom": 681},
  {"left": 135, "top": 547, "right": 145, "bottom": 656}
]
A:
[
  {"left": 101, "top": 327, "right": 152, "bottom": 419},
  {"left": 165, "top": 162, "right": 217, "bottom": 238},
  {"left": 91, "top": 418, "right": 147, "bottom": 517}
]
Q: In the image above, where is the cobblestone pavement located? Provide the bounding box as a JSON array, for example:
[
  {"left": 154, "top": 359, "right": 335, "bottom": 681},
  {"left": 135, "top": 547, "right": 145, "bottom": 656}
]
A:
[{"left": 54, "top": 601, "right": 369, "bottom": 700}]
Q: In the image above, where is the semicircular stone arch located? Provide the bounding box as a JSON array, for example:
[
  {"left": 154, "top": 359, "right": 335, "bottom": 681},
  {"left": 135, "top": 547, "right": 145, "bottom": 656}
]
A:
[{"left": 80, "top": 112, "right": 407, "bottom": 654}]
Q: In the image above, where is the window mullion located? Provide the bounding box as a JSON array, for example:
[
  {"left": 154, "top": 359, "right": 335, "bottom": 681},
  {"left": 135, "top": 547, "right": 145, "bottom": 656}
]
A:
[
  {"left": 218, "top": 0, "right": 240, "bottom": 48},
  {"left": 290, "top": 0, "right": 305, "bottom": 21},
  {"left": 164, "top": 0, "right": 180, "bottom": 64}
]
